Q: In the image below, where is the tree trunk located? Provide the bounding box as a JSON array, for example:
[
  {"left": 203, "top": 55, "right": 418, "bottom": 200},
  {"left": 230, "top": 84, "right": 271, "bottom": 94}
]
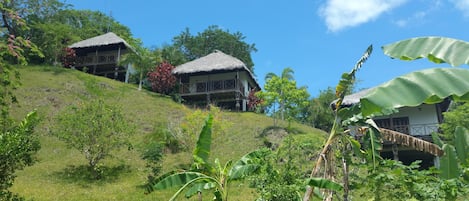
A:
[{"left": 138, "top": 71, "right": 143, "bottom": 91}]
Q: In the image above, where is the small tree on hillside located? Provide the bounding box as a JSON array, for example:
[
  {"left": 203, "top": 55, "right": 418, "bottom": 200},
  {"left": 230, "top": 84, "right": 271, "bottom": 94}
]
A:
[
  {"left": 53, "top": 99, "right": 133, "bottom": 179},
  {"left": 147, "top": 61, "right": 177, "bottom": 95}
]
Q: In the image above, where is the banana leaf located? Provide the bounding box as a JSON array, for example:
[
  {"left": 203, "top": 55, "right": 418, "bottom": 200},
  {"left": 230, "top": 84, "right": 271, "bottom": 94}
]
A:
[
  {"left": 193, "top": 114, "right": 213, "bottom": 169},
  {"left": 306, "top": 177, "right": 343, "bottom": 191},
  {"left": 440, "top": 144, "right": 460, "bottom": 179},
  {"left": 360, "top": 68, "right": 469, "bottom": 117},
  {"left": 382, "top": 36, "right": 469, "bottom": 66},
  {"left": 229, "top": 149, "right": 269, "bottom": 180},
  {"left": 454, "top": 126, "right": 469, "bottom": 166}
]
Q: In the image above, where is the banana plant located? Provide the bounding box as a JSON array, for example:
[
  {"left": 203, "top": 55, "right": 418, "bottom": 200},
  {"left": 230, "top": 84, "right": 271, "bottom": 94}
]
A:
[
  {"left": 432, "top": 126, "right": 469, "bottom": 180},
  {"left": 146, "top": 115, "right": 269, "bottom": 200},
  {"left": 304, "top": 36, "right": 469, "bottom": 201},
  {"left": 303, "top": 45, "right": 374, "bottom": 201}
]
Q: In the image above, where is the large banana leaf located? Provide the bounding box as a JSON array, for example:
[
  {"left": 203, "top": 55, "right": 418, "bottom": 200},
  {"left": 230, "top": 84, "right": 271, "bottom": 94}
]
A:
[
  {"left": 228, "top": 149, "right": 269, "bottom": 180},
  {"left": 184, "top": 182, "right": 216, "bottom": 198},
  {"left": 306, "top": 177, "right": 343, "bottom": 191},
  {"left": 360, "top": 68, "right": 469, "bottom": 117},
  {"left": 440, "top": 144, "right": 460, "bottom": 179},
  {"left": 454, "top": 126, "right": 469, "bottom": 166},
  {"left": 193, "top": 114, "right": 214, "bottom": 168},
  {"left": 382, "top": 37, "right": 469, "bottom": 66},
  {"left": 147, "top": 171, "right": 209, "bottom": 191}
]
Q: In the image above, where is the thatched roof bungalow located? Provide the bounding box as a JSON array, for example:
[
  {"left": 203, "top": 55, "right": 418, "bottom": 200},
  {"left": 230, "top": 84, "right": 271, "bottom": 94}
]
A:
[
  {"left": 173, "top": 50, "right": 260, "bottom": 111},
  {"left": 69, "top": 32, "right": 134, "bottom": 82}
]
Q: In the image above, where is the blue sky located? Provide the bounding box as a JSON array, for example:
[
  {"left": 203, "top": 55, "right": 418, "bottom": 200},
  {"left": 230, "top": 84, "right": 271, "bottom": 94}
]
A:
[{"left": 66, "top": 0, "right": 469, "bottom": 96}]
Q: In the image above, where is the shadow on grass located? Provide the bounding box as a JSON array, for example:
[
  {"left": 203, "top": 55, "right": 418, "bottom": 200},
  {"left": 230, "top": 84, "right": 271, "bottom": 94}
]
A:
[{"left": 52, "top": 164, "right": 131, "bottom": 187}]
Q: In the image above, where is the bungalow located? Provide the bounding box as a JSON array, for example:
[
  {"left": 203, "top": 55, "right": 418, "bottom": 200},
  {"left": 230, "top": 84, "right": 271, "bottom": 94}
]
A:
[
  {"left": 172, "top": 50, "right": 260, "bottom": 111},
  {"left": 69, "top": 32, "right": 134, "bottom": 83},
  {"left": 338, "top": 88, "right": 450, "bottom": 169}
]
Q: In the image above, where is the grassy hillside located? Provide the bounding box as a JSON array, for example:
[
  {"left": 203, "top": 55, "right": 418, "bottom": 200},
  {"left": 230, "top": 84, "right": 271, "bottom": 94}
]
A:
[{"left": 9, "top": 66, "right": 327, "bottom": 201}]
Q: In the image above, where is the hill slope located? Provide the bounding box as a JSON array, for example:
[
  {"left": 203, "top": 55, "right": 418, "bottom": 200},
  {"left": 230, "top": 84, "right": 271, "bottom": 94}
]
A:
[{"left": 9, "top": 66, "right": 326, "bottom": 201}]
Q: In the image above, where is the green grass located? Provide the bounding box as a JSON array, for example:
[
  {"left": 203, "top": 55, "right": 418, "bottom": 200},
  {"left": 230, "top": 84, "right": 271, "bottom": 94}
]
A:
[{"left": 9, "top": 66, "right": 327, "bottom": 201}]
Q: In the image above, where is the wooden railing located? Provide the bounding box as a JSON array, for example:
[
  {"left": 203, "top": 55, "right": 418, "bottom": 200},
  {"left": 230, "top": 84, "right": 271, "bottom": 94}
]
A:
[
  {"left": 384, "top": 123, "right": 438, "bottom": 136},
  {"left": 180, "top": 79, "right": 245, "bottom": 95}
]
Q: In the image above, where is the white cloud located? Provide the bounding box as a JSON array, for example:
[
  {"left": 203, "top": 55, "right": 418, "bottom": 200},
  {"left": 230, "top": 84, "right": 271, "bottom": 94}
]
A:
[
  {"left": 319, "top": 0, "right": 407, "bottom": 32},
  {"left": 450, "top": 0, "right": 469, "bottom": 17},
  {"left": 393, "top": 0, "right": 442, "bottom": 28}
]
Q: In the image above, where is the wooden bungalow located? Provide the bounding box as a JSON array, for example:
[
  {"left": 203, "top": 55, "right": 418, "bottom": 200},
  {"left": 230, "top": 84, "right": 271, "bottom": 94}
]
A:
[
  {"left": 69, "top": 32, "right": 134, "bottom": 82},
  {"left": 335, "top": 88, "right": 450, "bottom": 169},
  {"left": 172, "top": 50, "right": 260, "bottom": 111}
]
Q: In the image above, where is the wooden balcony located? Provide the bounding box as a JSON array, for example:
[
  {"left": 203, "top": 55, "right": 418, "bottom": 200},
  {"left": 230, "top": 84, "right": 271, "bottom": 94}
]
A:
[{"left": 179, "top": 79, "right": 245, "bottom": 97}]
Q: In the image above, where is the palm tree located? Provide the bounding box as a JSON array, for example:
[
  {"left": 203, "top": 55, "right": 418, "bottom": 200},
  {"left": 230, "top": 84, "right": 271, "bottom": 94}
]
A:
[
  {"left": 119, "top": 47, "right": 156, "bottom": 91},
  {"left": 264, "top": 67, "right": 295, "bottom": 121}
]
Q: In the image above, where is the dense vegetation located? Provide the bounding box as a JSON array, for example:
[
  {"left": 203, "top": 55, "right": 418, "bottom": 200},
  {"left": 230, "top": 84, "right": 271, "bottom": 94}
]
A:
[{"left": 2, "top": 1, "right": 469, "bottom": 200}]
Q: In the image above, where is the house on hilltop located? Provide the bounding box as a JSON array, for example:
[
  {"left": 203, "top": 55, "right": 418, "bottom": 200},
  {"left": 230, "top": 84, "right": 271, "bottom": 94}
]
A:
[
  {"left": 69, "top": 32, "right": 134, "bottom": 83},
  {"left": 172, "top": 50, "right": 260, "bottom": 111},
  {"left": 336, "top": 88, "right": 450, "bottom": 169}
]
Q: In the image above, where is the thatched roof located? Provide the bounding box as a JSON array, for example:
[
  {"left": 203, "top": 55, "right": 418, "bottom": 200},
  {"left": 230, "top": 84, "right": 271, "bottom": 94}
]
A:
[
  {"left": 69, "top": 32, "right": 133, "bottom": 50},
  {"left": 173, "top": 50, "right": 260, "bottom": 88}
]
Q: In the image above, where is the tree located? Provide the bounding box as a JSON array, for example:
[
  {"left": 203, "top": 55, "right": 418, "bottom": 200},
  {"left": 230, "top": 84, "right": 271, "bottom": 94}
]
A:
[
  {"left": 173, "top": 25, "right": 257, "bottom": 72},
  {"left": 52, "top": 99, "right": 133, "bottom": 179},
  {"left": 147, "top": 61, "right": 177, "bottom": 95},
  {"left": 147, "top": 115, "right": 268, "bottom": 201},
  {"left": 119, "top": 46, "right": 156, "bottom": 91},
  {"left": 440, "top": 103, "right": 469, "bottom": 142},
  {"left": 257, "top": 67, "right": 310, "bottom": 123},
  {"left": 308, "top": 87, "right": 335, "bottom": 132},
  {"left": 0, "top": 2, "right": 43, "bottom": 199}
]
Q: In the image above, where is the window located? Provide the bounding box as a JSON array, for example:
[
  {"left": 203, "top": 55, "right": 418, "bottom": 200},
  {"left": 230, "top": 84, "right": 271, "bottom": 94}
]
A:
[
  {"left": 98, "top": 56, "right": 107, "bottom": 63},
  {"left": 108, "top": 55, "right": 116, "bottom": 62},
  {"left": 375, "top": 117, "right": 409, "bottom": 134},
  {"left": 212, "top": 80, "right": 223, "bottom": 90},
  {"left": 224, "top": 79, "right": 235, "bottom": 89},
  {"left": 196, "top": 82, "right": 206, "bottom": 92}
]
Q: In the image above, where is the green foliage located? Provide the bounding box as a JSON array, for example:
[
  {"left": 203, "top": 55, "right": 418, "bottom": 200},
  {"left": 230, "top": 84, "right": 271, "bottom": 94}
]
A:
[
  {"left": 179, "top": 106, "right": 231, "bottom": 151},
  {"left": 141, "top": 142, "right": 164, "bottom": 183},
  {"left": 0, "top": 111, "right": 40, "bottom": 200},
  {"left": 52, "top": 99, "right": 133, "bottom": 179},
  {"left": 309, "top": 87, "right": 336, "bottom": 131},
  {"left": 440, "top": 102, "right": 469, "bottom": 141},
  {"left": 148, "top": 115, "right": 266, "bottom": 200},
  {"left": 251, "top": 136, "right": 315, "bottom": 201},
  {"left": 359, "top": 68, "right": 469, "bottom": 117},
  {"left": 173, "top": 25, "right": 257, "bottom": 71},
  {"left": 382, "top": 36, "right": 469, "bottom": 66},
  {"left": 0, "top": 3, "right": 43, "bottom": 199},
  {"left": 257, "top": 67, "right": 310, "bottom": 122},
  {"left": 119, "top": 46, "right": 156, "bottom": 90},
  {"left": 354, "top": 160, "right": 466, "bottom": 201}
]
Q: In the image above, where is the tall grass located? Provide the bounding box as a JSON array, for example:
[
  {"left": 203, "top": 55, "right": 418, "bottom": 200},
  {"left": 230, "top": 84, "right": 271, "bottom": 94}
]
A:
[{"left": 10, "top": 66, "right": 326, "bottom": 200}]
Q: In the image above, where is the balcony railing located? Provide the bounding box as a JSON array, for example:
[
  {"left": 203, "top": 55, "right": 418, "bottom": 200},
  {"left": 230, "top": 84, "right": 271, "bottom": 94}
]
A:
[
  {"left": 180, "top": 79, "right": 245, "bottom": 96},
  {"left": 383, "top": 123, "right": 438, "bottom": 136},
  {"left": 75, "top": 55, "right": 117, "bottom": 67},
  {"left": 409, "top": 124, "right": 439, "bottom": 136}
]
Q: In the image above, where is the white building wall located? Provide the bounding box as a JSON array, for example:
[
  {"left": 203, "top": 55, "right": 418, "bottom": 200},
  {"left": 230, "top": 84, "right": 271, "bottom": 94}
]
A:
[{"left": 375, "top": 104, "right": 439, "bottom": 136}]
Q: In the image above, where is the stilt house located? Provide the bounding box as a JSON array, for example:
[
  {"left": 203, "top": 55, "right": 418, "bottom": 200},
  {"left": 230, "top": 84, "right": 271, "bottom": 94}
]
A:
[
  {"left": 172, "top": 50, "right": 260, "bottom": 111},
  {"left": 336, "top": 88, "right": 450, "bottom": 169},
  {"left": 69, "top": 32, "right": 134, "bottom": 82}
]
